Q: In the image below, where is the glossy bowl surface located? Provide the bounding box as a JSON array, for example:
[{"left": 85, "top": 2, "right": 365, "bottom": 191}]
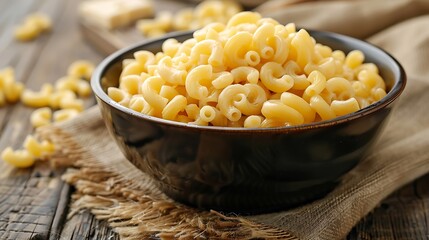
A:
[{"left": 91, "top": 30, "right": 406, "bottom": 213}]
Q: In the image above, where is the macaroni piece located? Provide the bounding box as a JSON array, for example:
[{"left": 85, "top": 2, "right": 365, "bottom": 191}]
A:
[
  {"left": 0, "top": 67, "right": 24, "bottom": 104},
  {"left": 21, "top": 83, "right": 54, "bottom": 108},
  {"left": 55, "top": 76, "right": 91, "bottom": 97},
  {"left": 14, "top": 22, "right": 39, "bottom": 41},
  {"left": 49, "top": 90, "right": 76, "bottom": 109},
  {"left": 67, "top": 60, "right": 95, "bottom": 81},
  {"left": 111, "top": 12, "right": 388, "bottom": 128},
  {"left": 1, "top": 135, "right": 56, "bottom": 168},
  {"left": 244, "top": 115, "right": 263, "bottom": 128},
  {"left": 136, "top": 11, "right": 172, "bottom": 36},
  {"left": 59, "top": 98, "right": 84, "bottom": 112},
  {"left": 23, "top": 135, "right": 55, "bottom": 158},
  {"left": 14, "top": 13, "right": 51, "bottom": 41},
  {"left": 330, "top": 98, "right": 360, "bottom": 116},
  {"left": 1, "top": 147, "right": 35, "bottom": 168},
  {"left": 30, "top": 107, "right": 52, "bottom": 128},
  {"left": 136, "top": 0, "right": 242, "bottom": 37},
  {"left": 53, "top": 109, "right": 80, "bottom": 122}
]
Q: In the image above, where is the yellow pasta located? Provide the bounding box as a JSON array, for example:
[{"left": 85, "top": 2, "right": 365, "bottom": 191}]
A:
[
  {"left": 253, "top": 22, "right": 275, "bottom": 60},
  {"left": 326, "top": 77, "right": 354, "bottom": 101},
  {"left": 231, "top": 67, "right": 259, "bottom": 84},
  {"left": 21, "top": 83, "right": 54, "bottom": 108},
  {"left": 137, "top": 0, "right": 241, "bottom": 37},
  {"left": 1, "top": 147, "right": 35, "bottom": 168},
  {"left": 281, "top": 92, "right": 315, "bottom": 123},
  {"left": 140, "top": 76, "right": 168, "bottom": 115},
  {"left": 372, "top": 87, "right": 387, "bottom": 101},
  {"left": 2, "top": 134, "right": 55, "bottom": 168},
  {"left": 303, "top": 71, "right": 326, "bottom": 101},
  {"left": 330, "top": 98, "right": 360, "bottom": 116},
  {"left": 136, "top": 11, "right": 172, "bottom": 36},
  {"left": 162, "top": 95, "right": 187, "bottom": 120},
  {"left": 261, "top": 100, "right": 304, "bottom": 126},
  {"left": 14, "top": 13, "right": 51, "bottom": 41},
  {"left": 53, "top": 109, "right": 80, "bottom": 122},
  {"left": 260, "top": 62, "right": 293, "bottom": 93},
  {"left": 55, "top": 75, "right": 92, "bottom": 98},
  {"left": 0, "top": 67, "right": 24, "bottom": 104},
  {"left": 23, "top": 135, "right": 55, "bottom": 158},
  {"left": 111, "top": 11, "right": 388, "bottom": 127},
  {"left": 108, "top": 87, "right": 131, "bottom": 107},
  {"left": 30, "top": 107, "right": 52, "bottom": 128},
  {"left": 157, "top": 56, "right": 187, "bottom": 85},
  {"left": 224, "top": 31, "right": 253, "bottom": 68},
  {"left": 212, "top": 71, "right": 234, "bottom": 89},
  {"left": 291, "top": 29, "right": 315, "bottom": 69},
  {"left": 0, "top": 68, "right": 21, "bottom": 102},
  {"left": 244, "top": 115, "right": 263, "bottom": 128},
  {"left": 159, "top": 85, "right": 179, "bottom": 101},
  {"left": 284, "top": 61, "right": 309, "bottom": 90},
  {"left": 67, "top": 60, "right": 95, "bottom": 80},
  {"left": 185, "top": 65, "right": 212, "bottom": 100},
  {"left": 310, "top": 95, "right": 336, "bottom": 121},
  {"left": 199, "top": 105, "right": 216, "bottom": 123},
  {"left": 49, "top": 90, "right": 76, "bottom": 109},
  {"left": 358, "top": 70, "right": 386, "bottom": 89},
  {"left": 59, "top": 98, "right": 84, "bottom": 112},
  {"left": 217, "top": 84, "right": 246, "bottom": 121},
  {"left": 190, "top": 39, "right": 224, "bottom": 67},
  {"left": 345, "top": 50, "right": 364, "bottom": 69}
]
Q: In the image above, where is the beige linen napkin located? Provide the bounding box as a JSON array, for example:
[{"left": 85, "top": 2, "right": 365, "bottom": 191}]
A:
[{"left": 37, "top": 0, "right": 429, "bottom": 239}]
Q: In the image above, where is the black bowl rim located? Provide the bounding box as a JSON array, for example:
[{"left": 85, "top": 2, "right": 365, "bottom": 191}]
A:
[{"left": 91, "top": 29, "right": 407, "bottom": 133}]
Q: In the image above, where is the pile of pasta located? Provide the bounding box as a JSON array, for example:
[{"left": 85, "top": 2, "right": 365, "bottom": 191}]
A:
[{"left": 110, "top": 11, "right": 387, "bottom": 128}]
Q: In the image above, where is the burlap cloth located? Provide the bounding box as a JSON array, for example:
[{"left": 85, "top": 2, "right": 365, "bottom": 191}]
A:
[{"left": 37, "top": 0, "right": 429, "bottom": 239}]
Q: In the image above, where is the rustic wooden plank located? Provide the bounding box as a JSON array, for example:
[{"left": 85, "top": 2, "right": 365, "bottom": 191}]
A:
[
  {"left": 0, "top": 0, "right": 102, "bottom": 238},
  {"left": 57, "top": 210, "right": 119, "bottom": 240},
  {"left": 49, "top": 183, "right": 71, "bottom": 240},
  {"left": 0, "top": 162, "right": 66, "bottom": 240}
]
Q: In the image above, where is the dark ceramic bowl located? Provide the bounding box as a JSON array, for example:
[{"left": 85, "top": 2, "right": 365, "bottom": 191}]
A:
[{"left": 91, "top": 30, "right": 406, "bottom": 213}]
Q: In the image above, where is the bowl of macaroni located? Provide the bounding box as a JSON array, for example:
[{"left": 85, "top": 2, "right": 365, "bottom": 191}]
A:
[{"left": 91, "top": 12, "right": 406, "bottom": 213}]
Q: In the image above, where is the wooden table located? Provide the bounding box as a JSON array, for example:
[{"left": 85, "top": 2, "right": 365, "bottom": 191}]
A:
[{"left": 1, "top": 0, "right": 428, "bottom": 239}]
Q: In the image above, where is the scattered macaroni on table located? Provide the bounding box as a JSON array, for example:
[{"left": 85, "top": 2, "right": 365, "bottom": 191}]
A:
[
  {"left": 137, "top": 0, "right": 242, "bottom": 37},
  {"left": 111, "top": 11, "right": 388, "bottom": 128},
  {"left": 1, "top": 59, "right": 95, "bottom": 168},
  {"left": 14, "top": 13, "right": 52, "bottom": 41}
]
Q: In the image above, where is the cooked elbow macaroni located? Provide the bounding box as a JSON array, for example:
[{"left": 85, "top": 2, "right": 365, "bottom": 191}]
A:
[
  {"left": 0, "top": 67, "right": 24, "bottom": 104},
  {"left": 1, "top": 135, "right": 56, "bottom": 168},
  {"left": 53, "top": 109, "right": 80, "bottom": 122},
  {"left": 1, "top": 58, "right": 95, "bottom": 168},
  {"left": 112, "top": 12, "right": 388, "bottom": 128},
  {"left": 1, "top": 147, "right": 35, "bottom": 168},
  {"left": 23, "top": 135, "right": 55, "bottom": 158},
  {"left": 21, "top": 83, "right": 54, "bottom": 108},
  {"left": 67, "top": 60, "right": 95, "bottom": 81},
  {"left": 30, "top": 107, "right": 52, "bottom": 128},
  {"left": 14, "top": 13, "right": 51, "bottom": 41},
  {"left": 137, "top": 0, "right": 242, "bottom": 37}
]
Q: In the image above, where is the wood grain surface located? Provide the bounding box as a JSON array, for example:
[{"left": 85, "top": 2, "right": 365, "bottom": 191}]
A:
[{"left": 0, "top": 0, "right": 428, "bottom": 239}]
